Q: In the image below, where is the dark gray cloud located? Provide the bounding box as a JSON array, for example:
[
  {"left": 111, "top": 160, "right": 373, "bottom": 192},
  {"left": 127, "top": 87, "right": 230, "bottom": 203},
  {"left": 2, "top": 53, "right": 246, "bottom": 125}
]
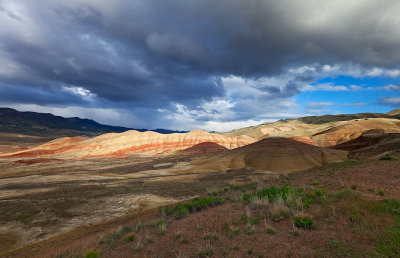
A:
[{"left": 0, "top": 0, "right": 400, "bottom": 129}]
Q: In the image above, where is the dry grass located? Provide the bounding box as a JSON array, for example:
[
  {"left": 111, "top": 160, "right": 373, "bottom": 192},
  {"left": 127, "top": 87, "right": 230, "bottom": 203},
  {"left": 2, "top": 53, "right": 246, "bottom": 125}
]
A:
[
  {"left": 269, "top": 203, "right": 290, "bottom": 221},
  {"left": 249, "top": 196, "right": 270, "bottom": 210}
]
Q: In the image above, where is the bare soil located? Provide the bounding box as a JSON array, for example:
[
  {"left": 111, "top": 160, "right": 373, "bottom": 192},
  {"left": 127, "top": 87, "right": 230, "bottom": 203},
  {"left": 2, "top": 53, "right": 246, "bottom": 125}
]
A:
[{"left": 3, "top": 153, "right": 400, "bottom": 258}]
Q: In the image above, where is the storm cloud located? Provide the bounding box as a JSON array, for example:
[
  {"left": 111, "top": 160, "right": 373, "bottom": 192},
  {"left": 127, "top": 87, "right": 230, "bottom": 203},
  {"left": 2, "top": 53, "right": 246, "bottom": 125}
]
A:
[{"left": 0, "top": 0, "right": 400, "bottom": 130}]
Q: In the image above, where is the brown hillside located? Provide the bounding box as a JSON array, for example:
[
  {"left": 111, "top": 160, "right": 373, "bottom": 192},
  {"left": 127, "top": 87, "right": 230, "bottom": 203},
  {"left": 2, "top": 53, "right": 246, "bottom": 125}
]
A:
[
  {"left": 179, "top": 142, "right": 228, "bottom": 155},
  {"left": 189, "top": 137, "right": 347, "bottom": 174},
  {"left": 386, "top": 108, "right": 400, "bottom": 116}
]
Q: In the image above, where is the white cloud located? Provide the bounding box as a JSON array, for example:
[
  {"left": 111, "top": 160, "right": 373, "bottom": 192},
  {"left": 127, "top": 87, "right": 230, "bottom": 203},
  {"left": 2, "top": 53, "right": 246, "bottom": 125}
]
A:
[
  {"left": 303, "top": 83, "right": 350, "bottom": 92},
  {"left": 199, "top": 119, "right": 270, "bottom": 133},
  {"left": 367, "top": 67, "right": 384, "bottom": 77},
  {"left": 342, "top": 102, "right": 367, "bottom": 106},
  {"left": 62, "top": 86, "right": 95, "bottom": 98},
  {"left": 387, "top": 69, "right": 400, "bottom": 78},
  {"left": 380, "top": 97, "right": 400, "bottom": 107},
  {"left": 383, "top": 84, "right": 400, "bottom": 92},
  {"left": 322, "top": 64, "right": 340, "bottom": 72},
  {"left": 288, "top": 65, "right": 316, "bottom": 74},
  {"left": 306, "top": 102, "right": 334, "bottom": 109}
]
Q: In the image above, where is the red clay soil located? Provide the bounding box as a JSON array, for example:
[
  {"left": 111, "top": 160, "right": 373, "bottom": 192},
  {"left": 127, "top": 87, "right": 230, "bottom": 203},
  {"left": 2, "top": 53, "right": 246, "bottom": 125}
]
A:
[
  {"left": 290, "top": 136, "right": 316, "bottom": 145},
  {"left": 6, "top": 157, "right": 400, "bottom": 258},
  {"left": 331, "top": 130, "right": 389, "bottom": 151},
  {"left": 86, "top": 141, "right": 232, "bottom": 157},
  {"left": 179, "top": 142, "right": 228, "bottom": 155},
  {"left": 14, "top": 158, "right": 63, "bottom": 165}
]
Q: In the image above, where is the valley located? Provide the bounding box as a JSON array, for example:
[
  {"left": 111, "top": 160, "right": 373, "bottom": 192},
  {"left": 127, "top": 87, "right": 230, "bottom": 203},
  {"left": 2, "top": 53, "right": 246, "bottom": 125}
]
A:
[{"left": 0, "top": 111, "right": 400, "bottom": 257}]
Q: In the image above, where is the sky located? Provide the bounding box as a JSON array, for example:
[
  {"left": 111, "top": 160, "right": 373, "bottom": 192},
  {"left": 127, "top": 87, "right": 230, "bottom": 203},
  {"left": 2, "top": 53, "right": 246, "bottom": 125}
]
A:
[{"left": 0, "top": 0, "right": 399, "bottom": 132}]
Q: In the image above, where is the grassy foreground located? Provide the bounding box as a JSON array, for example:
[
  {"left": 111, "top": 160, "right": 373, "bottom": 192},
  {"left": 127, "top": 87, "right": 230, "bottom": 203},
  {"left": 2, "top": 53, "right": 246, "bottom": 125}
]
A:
[{"left": 6, "top": 157, "right": 400, "bottom": 257}]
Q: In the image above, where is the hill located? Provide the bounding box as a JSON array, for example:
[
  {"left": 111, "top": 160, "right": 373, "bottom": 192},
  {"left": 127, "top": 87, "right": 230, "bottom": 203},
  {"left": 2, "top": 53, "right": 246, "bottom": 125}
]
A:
[
  {"left": 0, "top": 108, "right": 186, "bottom": 137},
  {"left": 179, "top": 142, "right": 228, "bottom": 154},
  {"left": 386, "top": 108, "right": 400, "bottom": 116},
  {"left": 1, "top": 129, "right": 254, "bottom": 158},
  {"left": 188, "top": 137, "right": 347, "bottom": 173},
  {"left": 224, "top": 113, "right": 400, "bottom": 142}
]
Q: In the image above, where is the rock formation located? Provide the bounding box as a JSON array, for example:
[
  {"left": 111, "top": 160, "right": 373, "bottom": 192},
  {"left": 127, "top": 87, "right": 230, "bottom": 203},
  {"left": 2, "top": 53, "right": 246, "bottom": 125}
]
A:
[
  {"left": 225, "top": 118, "right": 400, "bottom": 147},
  {"left": 2, "top": 130, "right": 254, "bottom": 158},
  {"left": 188, "top": 137, "right": 347, "bottom": 174}
]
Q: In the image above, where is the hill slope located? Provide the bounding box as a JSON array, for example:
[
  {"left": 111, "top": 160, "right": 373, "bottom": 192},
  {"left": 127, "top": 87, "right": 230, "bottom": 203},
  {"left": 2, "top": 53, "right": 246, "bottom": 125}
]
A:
[
  {"left": 189, "top": 137, "right": 347, "bottom": 173},
  {"left": 224, "top": 116, "right": 400, "bottom": 146},
  {"left": 1, "top": 129, "right": 254, "bottom": 158},
  {"left": 0, "top": 107, "right": 186, "bottom": 137}
]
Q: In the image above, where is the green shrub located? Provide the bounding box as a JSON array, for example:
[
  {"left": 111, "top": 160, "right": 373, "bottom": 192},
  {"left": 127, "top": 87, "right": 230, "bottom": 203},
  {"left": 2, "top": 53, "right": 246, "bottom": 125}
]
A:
[
  {"left": 327, "top": 239, "right": 348, "bottom": 256},
  {"left": 206, "top": 187, "right": 220, "bottom": 196},
  {"left": 133, "top": 221, "right": 143, "bottom": 232},
  {"left": 156, "top": 219, "right": 167, "bottom": 235},
  {"left": 106, "top": 231, "right": 122, "bottom": 250},
  {"left": 327, "top": 238, "right": 341, "bottom": 248},
  {"left": 378, "top": 199, "right": 400, "bottom": 216},
  {"left": 173, "top": 196, "right": 223, "bottom": 219},
  {"left": 159, "top": 205, "right": 171, "bottom": 216},
  {"left": 300, "top": 188, "right": 328, "bottom": 208},
  {"left": 378, "top": 190, "right": 385, "bottom": 196},
  {"left": 248, "top": 217, "right": 260, "bottom": 225},
  {"left": 376, "top": 225, "right": 400, "bottom": 256},
  {"left": 121, "top": 226, "right": 132, "bottom": 234},
  {"left": 203, "top": 233, "right": 219, "bottom": 241},
  {"left": 246, "top": 224, "right": 256, "bottom": 235},
  {"left": 229, "top": 227, "right": 240, "bottom": 239},
  {"left": 243, "top": 185, "right": 297, "bottom": 204},
  {"left": 230, "top": 185, "right": 242, "bottom": 191},
  {"left": 198, "top": 247, "right": 213, "bottom": 257},
  {"left": 85, "top": 250, "right": 99, "bottom": 258},
  {"left": 349, "top": 214, "right": 360, "bottom": 223},
  {"left": 173, "top": 206, "right": 189, "bottom": 219},
  {"left": 133, "top": 240, "right": 142, "bottom": 253},
  {"left": 294, "top": 216, "right": 315, "bottom": 230},
  {"left": 380, "top": 153, "right": 394, "bottom": 160},
  {"left": 248, "top": 248, "right": 254, "bottom": 254},
  {"left": 124, "top": 233, "right": 135, "bottom": 242},
  {"left": 266, "top": 226, "right": 277, "bottom": 234}
]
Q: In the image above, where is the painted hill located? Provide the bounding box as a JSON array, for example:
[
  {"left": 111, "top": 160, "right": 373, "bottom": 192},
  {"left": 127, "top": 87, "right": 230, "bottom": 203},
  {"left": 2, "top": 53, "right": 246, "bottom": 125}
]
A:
[
  {"left": 224, "top": 110, "right": 400, "bottom": 139},
  {"left": 2, "top": 129, "right": 254, "bottom": 158},
  {"left": 224, "top": 118, "right": 400, "bottom": 147},
  {"left": 332, "top": 130, "right": 400, "bottom": 158},
  {"left": 179, "top": 142, "right": 228, "bottom": 154},
  {"left": 188, "top": 137, "right": 347, "bottom": 173},
  {"left": 310, "top": 118, "right": 400, "bottom": 147}
]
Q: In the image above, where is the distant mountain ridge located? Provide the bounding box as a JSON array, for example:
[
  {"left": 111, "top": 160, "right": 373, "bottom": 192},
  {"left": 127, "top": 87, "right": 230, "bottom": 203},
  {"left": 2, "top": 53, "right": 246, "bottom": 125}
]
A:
[
  {"left": 0, "top": 108, "right": 186, "bottom": 137},
  {"left": 386, "top": 108, "right": 400, "bottom": 116},
  {"left": 297, "top": 112, "right": 399, "bottom": 124}
]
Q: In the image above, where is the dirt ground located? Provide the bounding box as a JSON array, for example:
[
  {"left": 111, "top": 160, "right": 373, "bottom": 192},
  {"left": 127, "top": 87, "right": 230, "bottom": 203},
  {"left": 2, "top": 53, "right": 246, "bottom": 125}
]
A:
[
  {"left": 3, "top": 152, "right": 400, "bottom": 257},
  {"left": 0, "top": 150, "right": 278, "bottom": 256}
]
